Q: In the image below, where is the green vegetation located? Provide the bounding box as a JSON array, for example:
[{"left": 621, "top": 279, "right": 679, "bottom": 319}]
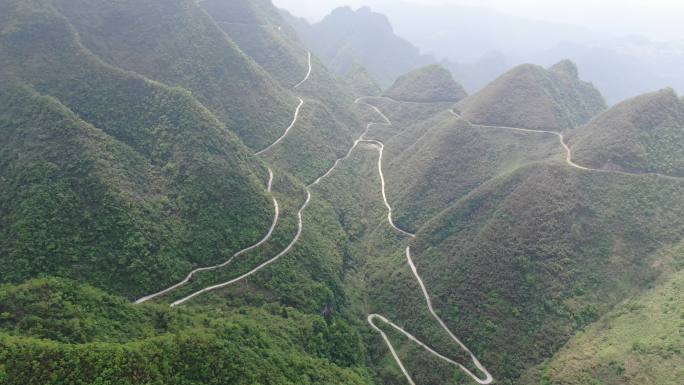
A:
[
  {"left": 0, "top": 278, "right": 375, "bottom": 385},
  {"left": 345, "top": 64, "right": 382, "bottom": 97},
  {"left": 365, "top": 98, "right": 560, "bottom": 231},
  {"left": 520, "top": 265, "right": 684, "bottom": 385},
  {"left": 202, "top": 0, "right": 311, "bottom": 88},
  {"left": 51, "top": 0, "right": 297, "bottom": 150},
  {"left": 570, "top": 88, "right": 684, "bottom": 176},
  {"left": 2, "top": 1, "right": 683, "bottom": 385},
  {"left": 411, "top": 163, "right": 684, "bottom": 383},
  {"left": 455, "top": 60, "right": 606, "bottom": 131},
  {"left": 0, "top": 0, "right": 273, "bottom": 297},
  {"left": 383, "top": 64, "right": 468, "bottom": 103}
]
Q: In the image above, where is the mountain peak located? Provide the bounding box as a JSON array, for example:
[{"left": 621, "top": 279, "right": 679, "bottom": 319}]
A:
[
  {"left": 384, "top": 64, "right": 468, "bottom": 103},
  {"left": 456, "top": 61, "right": 605, "bottom": 130},
  {"left": 549, "top": 59, "right": 579, "bottom": 78},
  {"left": 570, "top": 88, "right": 684, "bottom": 175}
]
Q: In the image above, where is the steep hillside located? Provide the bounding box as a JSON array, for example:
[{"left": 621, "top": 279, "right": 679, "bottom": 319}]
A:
[
  {"left": 283, "top": 6, "right": 434, "bottom": 87},
  {"left": 0, "top": 0, "right": 273, "bottom": 297},
  {"left": 383, "top": 64, "right": 468, "bottom": 103},
  {"left": 410, "top": 163, "right": 684, "bottom": 382},
  {"left": 570, "top": 88, "right": 684, "bottom": 176},
  {"left": 201, "top": 0, "right": 310, "bottom": 88},
  {"left": 50, "top": 0, "right": 297, "bottom": 150},
  {"left": 455, "top": 60, "right": 606, "bottom": 131},
  {"left": 0, "top": 278, "right": 374, "bottom": 385},
  {"left": 345, "top": 64, "right": 382, "bottom": 96},
  {"left": 520, "top": 265, "right": 684, "bottom": 385}
]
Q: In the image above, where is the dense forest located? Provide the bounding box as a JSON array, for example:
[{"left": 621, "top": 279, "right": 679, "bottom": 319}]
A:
[{"left": 1, "top": 0, "right": 682, "bottom": 384}]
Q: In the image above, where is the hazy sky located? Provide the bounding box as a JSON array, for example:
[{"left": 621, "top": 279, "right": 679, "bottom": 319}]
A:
[{"left": 273, "top": 0, "right": 684, "bottom": 41}]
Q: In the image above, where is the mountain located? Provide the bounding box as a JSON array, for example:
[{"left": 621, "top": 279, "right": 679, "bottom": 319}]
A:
[
  {"left": 1, "top": 0, "right": 372, "bottom": 383},
  {"left": 534, "top": 37, "right": 684, "bottom": 105},
  {"left": 455, "top": 60, "right": 607, "bottom": 131},
  {"left": 345, "top": 64, "right": 382, "bottom": 96},
  {"left": 570, "top": 88, "right": 684, "bottom": 176},
  {"left": 443, "top": 51, "right": 515, "bottom": 94},
  {"left": 200, "top": 0, "right": 310, "bottom": 88},
  {"left": 49, "top": 0, "right": 298, "bottom": 151},
  {"left": 282, "top": 6, "right": 434, "bottom": 87},
  {"left": 383, "top": 64, "right": 468, "bottom": 103},
  {"left": 0, "top": 0, "right": 273, "bottom": 298},
  {"left": 519, "top": 266, "right": 684, "bottom": 385},
  {"left": 355, "top": 90, "right": 684, "bottom": 383},
  {"left": 3, "top": 1, "right": 684, "bottom": 385}
]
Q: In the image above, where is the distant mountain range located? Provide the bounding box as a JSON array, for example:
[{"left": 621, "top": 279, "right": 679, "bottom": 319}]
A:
[
  {"left": 281, "top": 6, "right": 433, "bottom": 87},
  {"left": 282, "top": 3, "right": 684, "bottom": 105}
]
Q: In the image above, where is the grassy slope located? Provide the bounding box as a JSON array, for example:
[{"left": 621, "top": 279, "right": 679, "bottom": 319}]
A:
[
  {"left": 570, "top": 88, "right": 684, "bottom": 176},
  {"left": 409, "top": 164, "right": 684, "bottom": 383},
  {"left": 383, "top": 64, "right": 468, "bottom": 103},
  {"left": 0, "top": 278, "right": 375, "bottom": 385},
  {"left": 519, "top": 264, "right": 683, "bottom": 385},
  {"left": 51, "top": 0, "right": 297, "bottom": 150},
  {"left": 0, "top": 0, "right": 273, "bottom": 298},
  {"left": 455, "top": 61, "right": 606, "bottom": 131}
]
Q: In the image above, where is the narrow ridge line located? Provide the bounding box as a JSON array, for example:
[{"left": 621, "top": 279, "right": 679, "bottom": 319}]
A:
[{"left": 449, "top": 109, "right": 682, "bottom": 179}]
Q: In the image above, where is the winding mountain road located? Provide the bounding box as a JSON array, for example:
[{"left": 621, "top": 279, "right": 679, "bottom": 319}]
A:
[
  {"left": 135, "top": 169, "right": 279, "bottom": 304},
  {"left": 136, "top": 49, "right": 492, "bottom": 384},
  {"left": 171, "top": 190, "right": 311, "bottom": 307},
  {"left": 450, "top": 109, "right": 683, "bottom": 180},
  {"left": 357, "top": 99, "right": 492, "bottom": 384},
  {"left": 256, "top": 98, "right": 304, "bottom": 155},
  {"left": 135, "top": 51, "right": 313, "bottom": 304},
  {"left": 294, "top": 51, "right": 312, "bottom": 89},
  {"left": 368, "top": 247, "right": 494, "bottom": 385}
]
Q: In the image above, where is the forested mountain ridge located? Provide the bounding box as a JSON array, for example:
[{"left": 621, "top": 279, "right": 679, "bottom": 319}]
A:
[
  {"left": 0, "top": 0, "right": 274, "bottom": 298},
  {"left": 570, "top": 87, "right": 684, "bottom": 176},
  {"left": 1, "top": 1, "right": 683, "bottom": 385},
  {"left": 383, "top": 64, "right": 468, "bottom": 103},
  {"left": 455, "top": 60, "right": 607, "bottom": 131}
]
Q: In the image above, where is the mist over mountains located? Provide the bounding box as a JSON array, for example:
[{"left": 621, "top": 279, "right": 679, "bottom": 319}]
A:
[{"left": 283, "top": 1, "right": 684, "bottom": 104}]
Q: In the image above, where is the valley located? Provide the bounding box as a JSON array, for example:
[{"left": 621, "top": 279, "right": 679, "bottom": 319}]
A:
[{"left": 1, "top": 1, "right": 682, "bottom": 385}]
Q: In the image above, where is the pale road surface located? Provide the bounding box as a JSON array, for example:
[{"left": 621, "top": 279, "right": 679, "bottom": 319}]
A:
[
  {"left": 134, "top": 169, "right": 279, "bottom": 304},
  {"left": 136, "top": 48, "right": 492, "bottom": 384},
  {"left": 367, "top": 248, "right": 494, "bottom": 385},
  {"left": 136, "top": 50, "right": 314, "bottom": 303},
  {"left": 449, "top": 109, "right": 683, "bottom": 180},
  {"left": 171, "top": 190, "right": 311, "bottom": 307},
  {"left": 255, "top": 98, "right": 304, "bottom": 155},
  {"left": 294, "top": 51, "right": 312, "bottom": 89}
]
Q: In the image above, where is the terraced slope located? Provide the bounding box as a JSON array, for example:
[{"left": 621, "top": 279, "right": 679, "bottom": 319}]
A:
[
  {"left": 51, "top": 0, "right": 297, "bottom": 150},
  {"left": 570, "top": 88, "right": 684, "bottom": 176},
  {"left": 384, "top": 65, "right": 468, "bottom": 103},
  {"left": 455, "top": 60, "right": 606, "bottom": 131},
  {"left": 0, "top": 0, "right": 272, "bottom": 298}
]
